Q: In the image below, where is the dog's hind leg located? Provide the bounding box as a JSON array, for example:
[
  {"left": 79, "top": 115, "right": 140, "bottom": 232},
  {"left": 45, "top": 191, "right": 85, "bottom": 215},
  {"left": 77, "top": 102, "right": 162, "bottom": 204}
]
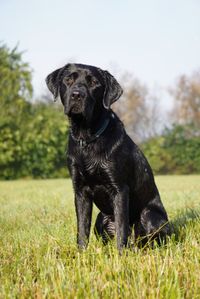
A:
[
  {"left": 134, "top": 206, "right": 171, "bottom": 247},
  {"left": 94, "top": 212, "right": 115, "bottom": 244}
]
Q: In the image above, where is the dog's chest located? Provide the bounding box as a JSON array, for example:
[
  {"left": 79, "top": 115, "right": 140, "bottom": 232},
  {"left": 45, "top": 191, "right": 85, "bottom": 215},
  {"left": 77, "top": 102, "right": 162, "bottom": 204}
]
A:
[
  {"left": 73, "top": 153, "right": 114, "bottom": 214},
  {"left": 76, "top": 153, "right": 108, "bottom": 184}
]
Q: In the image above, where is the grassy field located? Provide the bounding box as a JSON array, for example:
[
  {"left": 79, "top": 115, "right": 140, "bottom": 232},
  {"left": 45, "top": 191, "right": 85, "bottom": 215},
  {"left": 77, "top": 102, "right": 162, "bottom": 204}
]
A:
[{"left": 0, "top": 176, "right": 200, "bottom": 298}]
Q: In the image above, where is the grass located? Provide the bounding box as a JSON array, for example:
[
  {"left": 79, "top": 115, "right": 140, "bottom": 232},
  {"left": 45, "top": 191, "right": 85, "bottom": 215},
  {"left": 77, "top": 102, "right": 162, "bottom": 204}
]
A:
[{"left": 0, "top": 175, "right": 200, "bottom": 298}]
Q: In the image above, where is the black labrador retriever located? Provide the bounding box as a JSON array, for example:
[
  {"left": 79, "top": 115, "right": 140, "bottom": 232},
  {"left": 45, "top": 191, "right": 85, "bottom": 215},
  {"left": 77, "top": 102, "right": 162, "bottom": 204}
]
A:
[{"left": 46, "top": 63, "right": 170, "bottom": 251}]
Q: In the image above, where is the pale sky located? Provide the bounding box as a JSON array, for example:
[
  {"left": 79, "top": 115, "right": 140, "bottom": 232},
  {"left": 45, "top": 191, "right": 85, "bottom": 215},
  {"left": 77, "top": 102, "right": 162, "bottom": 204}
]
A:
[{"left": 1, "top": 0, "right": 200, "bottom": 99}]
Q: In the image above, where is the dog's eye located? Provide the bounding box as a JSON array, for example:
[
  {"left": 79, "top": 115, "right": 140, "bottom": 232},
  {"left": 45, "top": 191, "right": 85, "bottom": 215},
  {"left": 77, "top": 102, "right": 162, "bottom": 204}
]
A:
[
  {"left": 64, "top": 72, "right": 78, "bottom": 86},
  {"left": 91, "top": 79, "right": 98, "bottom": 87},
  {"left": 64, "top": 77, "right": 74, "bottom": 86},
  {"left": 86, "top": 75, "right": 98, "bottom": 87}
]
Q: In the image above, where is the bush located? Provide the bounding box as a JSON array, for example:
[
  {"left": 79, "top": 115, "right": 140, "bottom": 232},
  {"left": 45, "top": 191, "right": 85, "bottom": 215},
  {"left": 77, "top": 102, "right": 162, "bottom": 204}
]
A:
[
  {"left": 0, "top": 102, "right": 69, "bottom": 179},
  {"left": 142, "top": 124, "right": 200, "bottom": 174}
]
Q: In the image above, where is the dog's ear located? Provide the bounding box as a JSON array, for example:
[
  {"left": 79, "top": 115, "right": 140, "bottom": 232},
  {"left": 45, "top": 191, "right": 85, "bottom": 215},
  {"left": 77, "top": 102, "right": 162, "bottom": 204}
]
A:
[
  {"left": 102, "top": 70, "right": 123, "bottom": 109},
  {"left": 45, "top": 67, "right": 63, "bottom": 102},
  {"left": 46, "top": 64, "right": 72, "bottom": 102}
]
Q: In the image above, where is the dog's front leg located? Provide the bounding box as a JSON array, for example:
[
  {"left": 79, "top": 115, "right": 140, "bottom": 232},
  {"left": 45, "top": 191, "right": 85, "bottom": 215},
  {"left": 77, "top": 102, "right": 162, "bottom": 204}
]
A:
[
  {"left": 75, "top": 192, "right": 93, "bottom": 249},
  {"left": 114, "top": 186, "right": 129, "bottom": 252}
]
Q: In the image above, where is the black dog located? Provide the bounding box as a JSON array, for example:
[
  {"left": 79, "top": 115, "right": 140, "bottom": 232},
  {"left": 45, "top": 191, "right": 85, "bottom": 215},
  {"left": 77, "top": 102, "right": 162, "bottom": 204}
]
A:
[{"left": 46, "top": 63, "right": 170, "bottom": 251}]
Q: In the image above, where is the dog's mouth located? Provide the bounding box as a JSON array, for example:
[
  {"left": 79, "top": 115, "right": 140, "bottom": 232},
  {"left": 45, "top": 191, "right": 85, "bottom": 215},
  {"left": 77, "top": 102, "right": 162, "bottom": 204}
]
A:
[
  {"left": 70, "top": 105, "right": 82, "bottom": 114},
  {"left": 65, "top": 102, "right": 85, "bottom": 117}
]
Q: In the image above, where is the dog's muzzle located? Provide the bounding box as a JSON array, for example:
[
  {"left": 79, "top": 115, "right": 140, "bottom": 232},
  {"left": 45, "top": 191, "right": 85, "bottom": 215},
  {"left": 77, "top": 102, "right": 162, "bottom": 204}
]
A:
[{"left": 64, "top": 87, "right": 87, "bottom": 115}]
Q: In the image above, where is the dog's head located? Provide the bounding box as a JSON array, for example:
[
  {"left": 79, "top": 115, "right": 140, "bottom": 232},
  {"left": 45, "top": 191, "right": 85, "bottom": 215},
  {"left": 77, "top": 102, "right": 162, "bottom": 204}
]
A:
[{"left": 46, "top": 63, "right": 123, "bottom": 122}]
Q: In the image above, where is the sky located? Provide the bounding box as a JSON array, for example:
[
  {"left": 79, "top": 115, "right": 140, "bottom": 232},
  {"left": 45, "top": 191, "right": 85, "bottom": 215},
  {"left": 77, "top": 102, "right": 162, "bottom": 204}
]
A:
[{"left": 1, "top": 0, "right": 200, "bottom": 100}]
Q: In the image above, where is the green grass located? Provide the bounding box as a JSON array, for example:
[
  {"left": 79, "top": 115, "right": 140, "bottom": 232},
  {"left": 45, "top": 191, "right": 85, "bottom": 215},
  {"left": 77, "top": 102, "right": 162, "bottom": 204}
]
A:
[{"left": 0, "top": 176, "right": 200, "bottom": 298}]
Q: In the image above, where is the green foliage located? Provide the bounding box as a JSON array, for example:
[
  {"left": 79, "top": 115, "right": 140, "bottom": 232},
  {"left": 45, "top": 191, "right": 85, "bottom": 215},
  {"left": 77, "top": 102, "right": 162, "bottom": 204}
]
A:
[
  {"left": 0, "top": 101, "right": 69, "bottom": 179},
  {"left": 0, "top": 43, "right": 69, "bottom": 179},
  {"left": 0, "top": 43, "right": 32, "bottom": 124},
  {"left": 142, "top": 124, "right": 200, "bottom": 174}
]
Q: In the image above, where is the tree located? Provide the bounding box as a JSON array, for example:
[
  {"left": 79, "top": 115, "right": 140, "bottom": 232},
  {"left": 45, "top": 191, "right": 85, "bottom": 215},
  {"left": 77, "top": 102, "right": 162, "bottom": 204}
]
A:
[
  {"left": 113, "top": 72, "right": 160, "bottom": 143},
  {"left": 0, "top": 44, "right": 33, "bottom": 178},
  {"left": 0, "top": 43, "right": 33, "bottom": 124},
  {"left": 170, "top": 71, "right": 200, "bottom": 127},
  {"left": 0, "top": 43, "right": 69, "bottom": 179}
]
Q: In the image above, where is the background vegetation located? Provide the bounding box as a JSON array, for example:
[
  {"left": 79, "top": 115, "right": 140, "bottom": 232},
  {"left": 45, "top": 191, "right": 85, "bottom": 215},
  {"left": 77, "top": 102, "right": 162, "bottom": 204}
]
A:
[
  {"left": 0, "top": 44, "right": 69, "bottom": 179},
  {"left": 0, "top": 43, "right": 200, "bottom": 179}
]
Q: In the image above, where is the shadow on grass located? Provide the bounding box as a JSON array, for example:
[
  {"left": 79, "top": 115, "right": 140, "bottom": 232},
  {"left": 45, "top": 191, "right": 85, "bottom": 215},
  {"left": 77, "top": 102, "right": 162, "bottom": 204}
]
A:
[{"left": 170, "top": 208, "right": 200, "bottom": 242}]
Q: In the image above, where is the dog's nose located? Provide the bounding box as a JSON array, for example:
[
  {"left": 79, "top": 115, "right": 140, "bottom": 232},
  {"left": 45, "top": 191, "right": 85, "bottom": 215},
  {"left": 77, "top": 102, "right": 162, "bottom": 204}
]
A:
[
  {"left": 71, "top": 91, "right": 81, "bottom": 100},
  {"left": 71, "top": 88, "right": 86, "bottom": 101}
]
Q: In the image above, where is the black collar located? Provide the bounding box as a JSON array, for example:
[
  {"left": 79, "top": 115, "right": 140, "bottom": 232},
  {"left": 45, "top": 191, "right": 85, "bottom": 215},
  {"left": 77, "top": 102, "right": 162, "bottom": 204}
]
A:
[{"left": 70, "top": 113, "right": 114, "bottom": 148}]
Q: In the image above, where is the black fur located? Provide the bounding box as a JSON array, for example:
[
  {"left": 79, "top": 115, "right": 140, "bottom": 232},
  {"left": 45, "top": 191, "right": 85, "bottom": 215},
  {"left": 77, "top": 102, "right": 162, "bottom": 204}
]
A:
[{"left": 46, "top": 63, "right": 170, "bottom": 251}]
